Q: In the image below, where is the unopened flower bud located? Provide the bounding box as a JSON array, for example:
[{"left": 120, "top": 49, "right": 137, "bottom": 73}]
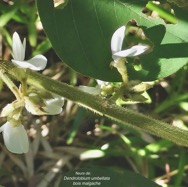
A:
[
  {"left": 1, "top": 100, "right": 24, "bottom": 118},
  {"left": 1, "top": 103, "right": 15, "bottom": 117}
]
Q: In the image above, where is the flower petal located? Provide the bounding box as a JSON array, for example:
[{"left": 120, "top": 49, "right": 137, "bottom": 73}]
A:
[
  {"left": 12, "top": 32, "right": 26, "bottom": 61},
  {"left": 12, "top": 55, "right": 47, "bottom": 70},
  {"left": 1, "top": 122, "right": 29, "bottom": 154},
  {"left": 112, "top": 44, "right": 149, "bottom": 59},
  {"left": 24, "top": 55, "right": 47, "bottom": 70},
  {"left": 111, "top": 26, "right": 126, "bottom": 54},
  {"left": 11, "top": 59, "right": 33, "bottom": 69},
  {"left": 44, "top": 97, "right": 64, "bottom": 115}
]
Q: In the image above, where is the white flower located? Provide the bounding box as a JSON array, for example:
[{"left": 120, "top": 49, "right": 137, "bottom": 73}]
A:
[
  {"left": 24, "top": 93, "right": 64, "bottom": 115},
  {"left": 0, "top": 121, "right": 29, "bottom": 154},
  {"left": 111, "top": 26, "right": 149, "bottom": 62},
  {"left": 11, "top": 32, "right": 47, "bottom": 71}
]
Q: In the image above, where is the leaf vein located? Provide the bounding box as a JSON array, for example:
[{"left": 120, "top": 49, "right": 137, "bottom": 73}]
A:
[
  {"left": 70, "top": 0, "right": 90, "bottom": 64},
  {"left": 92, "top": 0, "right": 108, "bottom": 49}
]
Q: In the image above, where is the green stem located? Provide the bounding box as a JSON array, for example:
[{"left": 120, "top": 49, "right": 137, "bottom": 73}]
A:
[
  {"left": 1, "top": 61, "right": 188, "bottom": 146},
  {"left": 146, "top": 1, "right": 177, "bottom": 24},
  {"left": 0, "top": 67, "right": 21, "bottom": 100},
  {"left": 21, "top": 78, "right": 28, "bottom": 96},
  {"left": 113, "top": 59, "right": 128, "bottom": 84}
]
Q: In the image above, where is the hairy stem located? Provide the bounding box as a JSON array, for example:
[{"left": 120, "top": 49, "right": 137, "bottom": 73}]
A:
[{"left": 1, "top": 61, "right": 188, "bottom": 146}]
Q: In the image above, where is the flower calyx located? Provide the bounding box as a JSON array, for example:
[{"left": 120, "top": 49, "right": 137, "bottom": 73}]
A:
[{"left": 122, "top": 80, "right": 153, "bottom": 103}]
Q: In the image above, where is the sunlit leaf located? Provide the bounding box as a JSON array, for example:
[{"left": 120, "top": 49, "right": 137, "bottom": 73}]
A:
[{"left": 37, "top": 0, "right": 188, "bottom": 81}]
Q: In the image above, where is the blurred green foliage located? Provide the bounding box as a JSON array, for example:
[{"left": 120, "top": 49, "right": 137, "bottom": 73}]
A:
[{"left": 0, "top": 0, "right": 51, "bottom": 55}]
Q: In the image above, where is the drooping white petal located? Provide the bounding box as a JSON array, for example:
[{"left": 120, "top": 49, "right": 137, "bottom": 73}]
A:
[
  {"left": 11, "top": 55, "right": 47, "bottom": 70},
  {"left": 112, "top": 44, "right": 149, "bottom": 60},
  {"left": 26, "top": 55, "right": 47, "bottom": 70},
  {"left": 12, "top": 55, "right": 47, "bottom": 70},
  {"left": 11, "top": 59, "right": 32, "bottom": 69},
  {"left": 44, "top": 96, "right": 64, "bottom": 115},
  {"left": 12, "top": 32, "right": 26, "bottom": 61},
  {"left": 111, "top": 26, "right": 126, "bottom": 54},
  {"left": 0, "top": 122, "right": 29, "bottom": 154}
]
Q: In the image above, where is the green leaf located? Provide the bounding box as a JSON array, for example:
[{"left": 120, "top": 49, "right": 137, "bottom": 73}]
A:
[
  {"left": 66, "top": 108, "right": 86, "bottom": 145},
  {"left": 36, "top": 0, "right": 188, "bottom": 81},
  {"left": 59, "top": 167, "right": 160, "bottom": 187},
  {"left": 0, "top": 8, "right": 17, "bottom": 27}
]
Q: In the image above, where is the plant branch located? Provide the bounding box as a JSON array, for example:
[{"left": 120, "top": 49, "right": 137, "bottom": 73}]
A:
[{"left": 1, "top": 61, "right": 188, "bottom": 146}]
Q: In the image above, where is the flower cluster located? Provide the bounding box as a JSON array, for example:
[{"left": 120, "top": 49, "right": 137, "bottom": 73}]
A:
[
  {"left": 0, "top": 26, "right": 150, "bottom": 154},
  {"left": 79, "top": 25, "right": 150, "bottom": 98},
  {"left": 0, "top": 32, "right": 64, "bottom": 154}
]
